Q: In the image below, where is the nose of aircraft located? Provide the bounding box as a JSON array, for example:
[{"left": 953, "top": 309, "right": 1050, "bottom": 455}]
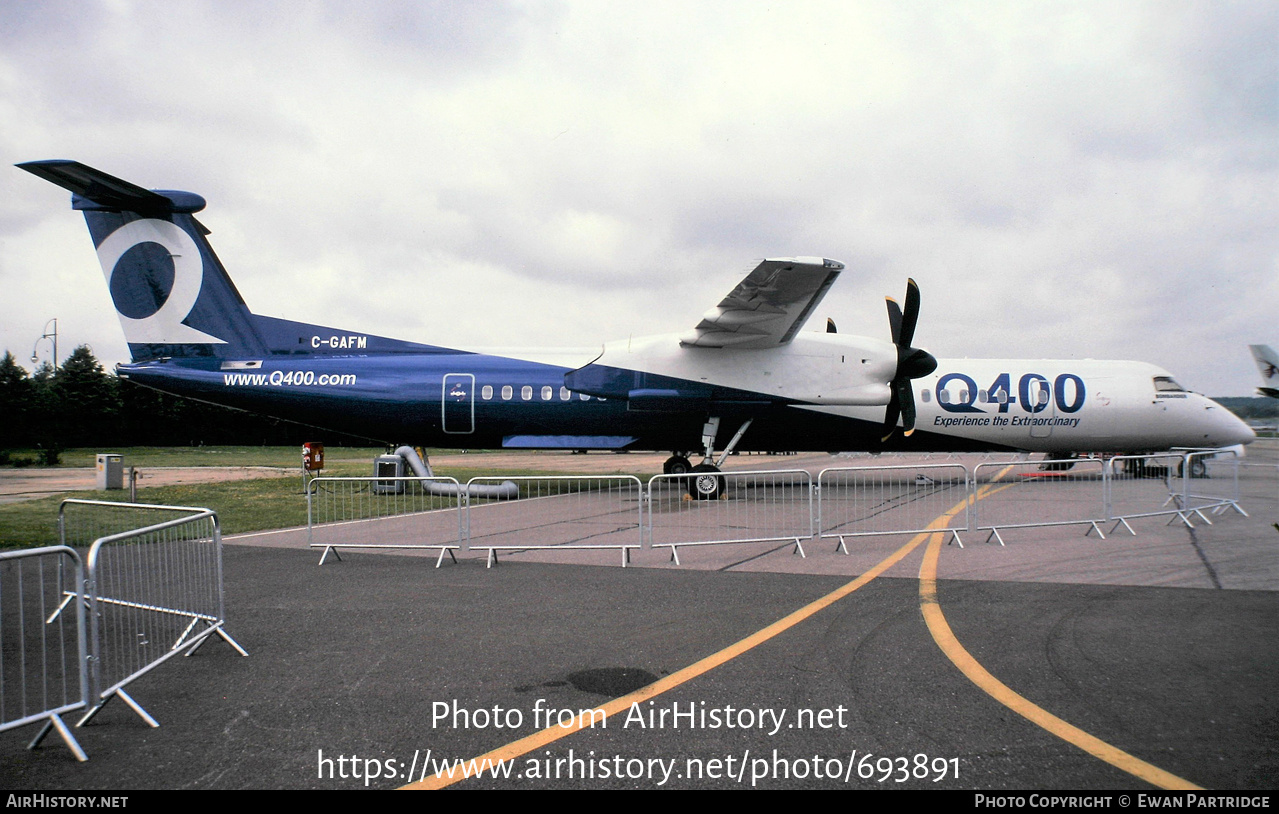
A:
[{"left": 1205, "top": 399, "right": 1256, "bottom": 447}]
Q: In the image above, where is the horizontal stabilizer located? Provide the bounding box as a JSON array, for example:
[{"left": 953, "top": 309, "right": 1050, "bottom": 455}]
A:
[{"left": 17, "top": 160, "right": 205, "bottom": 215}]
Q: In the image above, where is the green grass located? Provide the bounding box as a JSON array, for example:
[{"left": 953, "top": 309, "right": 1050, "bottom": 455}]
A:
[
  {"left": 0, "top": 445, "right": 662, "bottom": 548},
  {"left": 0, "top": 463, "right": 653, "bottom": 549},
  {"left": 0, "top": 479, "right": 310, "bottom": 548}
]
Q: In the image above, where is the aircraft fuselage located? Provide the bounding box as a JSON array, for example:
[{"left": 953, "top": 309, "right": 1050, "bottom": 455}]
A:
[{"left": 117, "top": 331, "right": 1253, "bottom": 454}]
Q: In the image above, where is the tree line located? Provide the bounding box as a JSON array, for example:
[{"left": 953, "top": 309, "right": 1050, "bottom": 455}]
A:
[{"left": 0, "top": 345, "right": 368, "bottom": 462}]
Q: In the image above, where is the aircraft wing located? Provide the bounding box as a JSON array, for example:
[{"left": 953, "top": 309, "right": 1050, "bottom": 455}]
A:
[{"left": 679, "top": 257, "right": 844, "bottom": 349}]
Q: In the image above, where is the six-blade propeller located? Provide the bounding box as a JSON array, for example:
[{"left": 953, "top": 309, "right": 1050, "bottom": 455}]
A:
[{"left": 882, "top": 278, "right": 938, "bottom": 441}]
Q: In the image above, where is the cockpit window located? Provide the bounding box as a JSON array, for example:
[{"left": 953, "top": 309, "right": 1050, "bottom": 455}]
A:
[{"left": 1153, "top": 376, "right": 1186, "bottom": 392}]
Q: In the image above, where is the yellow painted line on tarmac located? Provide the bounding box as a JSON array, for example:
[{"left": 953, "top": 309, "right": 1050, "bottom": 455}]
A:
[
  {"left": 918, "top": 477, "right": 1203, "bottom": 791},
  {"left": 403, "top": 495, "right": 970, "bottom": 789},
  {"left": 406, "top": 470, "right": 1200, "bottom": 790}
]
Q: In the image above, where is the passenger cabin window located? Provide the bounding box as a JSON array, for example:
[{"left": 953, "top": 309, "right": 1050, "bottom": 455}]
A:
[
  {"left": 1153, "top": 377, "right": 1186, "bottom": 392},
  {"left": 481, "top": 385, "right": 492, "bottom": 400},
  {"left": 521, "top": 386, "right": 533, "bottom": 401},
  {"left": 541, "top": 386, "right": 553, "bottom": 400},
  {"left": 501, "top": 385, "right": 513, "bottom": 401},
  {"left": 560, "top": 387, "right": 571, "bottom": 401},
  {"left": 921, "top": 389, "right": 931, "bottom": 403}
]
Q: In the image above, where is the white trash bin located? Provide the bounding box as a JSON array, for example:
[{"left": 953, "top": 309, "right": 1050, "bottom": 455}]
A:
[{"left": 95, "top": 453, "right": 123, "bottom": 490}]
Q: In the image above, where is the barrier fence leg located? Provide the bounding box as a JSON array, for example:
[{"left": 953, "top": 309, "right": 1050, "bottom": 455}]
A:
[
  {"left": 78, "top": 688, "right": 159, "bottom": 729},
  {"left": 212, "top": 627, "right": 250, "bottom": 657},
  {"left": 1108, "top": 518, "right": 1136, "bottom": 536},
  {"left": 184, "top": 623, "right": 248, "bottom": 658},
  {"left": 28, "top": 714, "right": 88, "bottom": 762},
  {"left": 115, "top": 690, "right": 160, "bottom": 728}
]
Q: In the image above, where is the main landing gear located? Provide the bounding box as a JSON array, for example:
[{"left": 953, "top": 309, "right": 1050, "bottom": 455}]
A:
[
  {"left": 662, "top": 455, "right": 692, "bottom": 475},
  {"left": 688, "top": 463, "right": 726, "bottom": 501},
  {"left": 666, "top": 417, "right": 754, "bottom": 501}
]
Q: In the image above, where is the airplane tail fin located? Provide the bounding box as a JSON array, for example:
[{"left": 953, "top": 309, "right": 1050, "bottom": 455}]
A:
[
  {"left": 1250, "top": 344, "right": 1279, "bottom": 398},
  {"left": 18, "top": 160, "right": 268, "bottom": 362}
]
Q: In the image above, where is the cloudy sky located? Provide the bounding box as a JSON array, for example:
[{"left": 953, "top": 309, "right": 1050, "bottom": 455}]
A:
[{"left": 1, "top": 1, "right": 1274, "bottom": 395}]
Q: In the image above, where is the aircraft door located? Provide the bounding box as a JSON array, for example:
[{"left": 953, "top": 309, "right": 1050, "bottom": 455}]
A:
[
  {"left": 1024, "top": 375, "right": 1055, "bottom": 438},
  {"left": 442, "top": 373, "right": 475, "bottom": 434}
]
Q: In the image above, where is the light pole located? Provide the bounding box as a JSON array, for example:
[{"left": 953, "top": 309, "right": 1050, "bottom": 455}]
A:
[{"left": 31, "top": 317, "right": 58, "bottom": 371}]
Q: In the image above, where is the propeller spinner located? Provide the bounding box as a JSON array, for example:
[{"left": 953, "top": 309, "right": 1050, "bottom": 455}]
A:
[{"left": 882, "top": 278, "right": 938, "bottom": 441}]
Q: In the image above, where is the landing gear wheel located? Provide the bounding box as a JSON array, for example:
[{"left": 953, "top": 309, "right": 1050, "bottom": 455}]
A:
[
  {"left": 663, "top": 455, "right": 692, "bottom": 475},
  {"left": 688, "top": 463, "right": 725, "bottom": 501},
  {"left": 1178, "top": 458, "right": 1208, "bottom": 479}
]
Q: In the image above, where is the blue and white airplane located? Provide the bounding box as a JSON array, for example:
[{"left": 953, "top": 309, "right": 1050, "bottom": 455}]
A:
[{"left": 18, "top": 160, "right": 1254, "bottom": 497}]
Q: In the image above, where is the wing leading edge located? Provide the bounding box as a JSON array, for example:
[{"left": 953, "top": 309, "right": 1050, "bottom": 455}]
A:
[{"left": 679, "top": 257, "right": 844, "bottom": 349}]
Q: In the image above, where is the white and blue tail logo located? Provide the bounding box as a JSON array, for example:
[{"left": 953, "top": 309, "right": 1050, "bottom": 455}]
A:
[
  {"left": 18, "top": 160, "right": 266, "bottom": 362},
  {"left": 94, "top": 217, "right": 225, "bottom": 345}
]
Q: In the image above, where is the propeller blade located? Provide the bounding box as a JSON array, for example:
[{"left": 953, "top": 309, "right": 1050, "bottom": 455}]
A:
[
  {"left": 898, "top": 380, "right": 917, "bottom": 436},
  {"left": 885, "top": 297, "right": 903, "bottom": 345},
  {"left": 881, "top": 397, "right": 901, "bottom": 442},
  {"left": 899, "top": 278, "right": 921, "bottom": 349}
]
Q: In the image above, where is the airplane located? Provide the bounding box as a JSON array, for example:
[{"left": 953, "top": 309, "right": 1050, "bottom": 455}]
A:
[
  {"left": 1250, "top": 345, "right": 1279, "bottom": 399},
  {"left": 17, "top": 160, "right": 1256, "bottom": 499}
]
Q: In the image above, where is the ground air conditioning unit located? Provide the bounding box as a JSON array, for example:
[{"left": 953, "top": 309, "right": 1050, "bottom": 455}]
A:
[{"left": 373, "top": 454, "right": 405, "bottom": 494}]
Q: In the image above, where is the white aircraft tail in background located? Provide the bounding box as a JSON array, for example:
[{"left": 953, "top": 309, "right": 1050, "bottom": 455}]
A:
[{"left": 1250, "top": 345, "right": 1279, "bottom": 399}]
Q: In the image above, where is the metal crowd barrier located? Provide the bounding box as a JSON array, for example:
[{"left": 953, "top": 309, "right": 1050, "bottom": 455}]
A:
[
  {"left": 646, "top": 470, "right": 813, "bottom": 565},
  {"left": 307, "top": 476, "right": 465, "bottom": 566},
  {"left": 1175, "top": 450, "right": 1247, "bottom": 520},
  {"left": 816, "top": 464, "right": 970, "bottom": 550},
  {"left": 970, "top": 459, "right": 1109, "bottom": 545},
  {"left": 55, "top": 500, "right": 247, "bottom": 728},
  {"left": 0, "top": 546, "right": 90, "bottom": 761},
  {"left": 464, "top": 476, "right": 644, "bottom": 567},
  {"left": 308, "top": 449, "right": 1254, "bottom": 565},
  {"left": 1105, "top": 453, "right": 1203, "bottom": 533}
]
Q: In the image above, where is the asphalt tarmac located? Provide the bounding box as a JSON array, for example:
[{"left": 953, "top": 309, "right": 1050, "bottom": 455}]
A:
[{"left": 1, "top": 447, "right": 1275, "bottom": 791}]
